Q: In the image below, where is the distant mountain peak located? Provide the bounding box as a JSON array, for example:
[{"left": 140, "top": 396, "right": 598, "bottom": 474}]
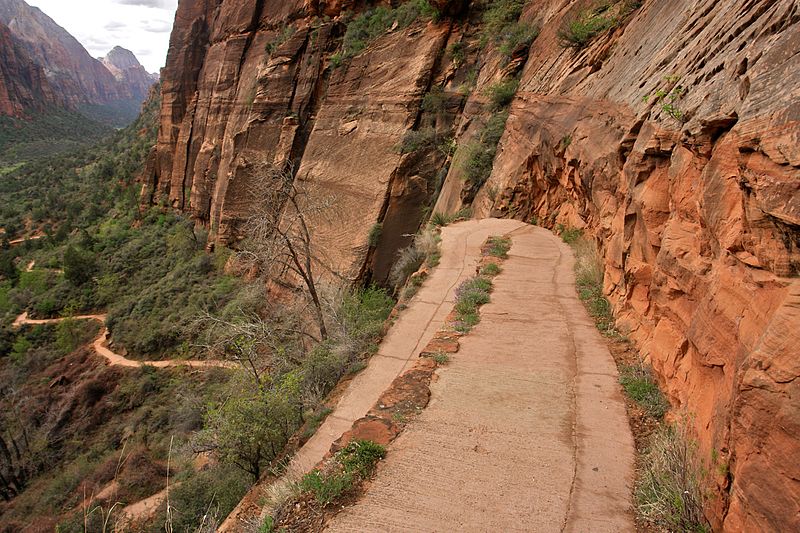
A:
[{"left": 103, "top": 46, "right": 141, "bottom": 72}]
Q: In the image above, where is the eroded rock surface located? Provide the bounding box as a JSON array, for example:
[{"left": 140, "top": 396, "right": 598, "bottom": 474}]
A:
[{"left": 465, "top": 1, "right": 799, "bottom": 530}]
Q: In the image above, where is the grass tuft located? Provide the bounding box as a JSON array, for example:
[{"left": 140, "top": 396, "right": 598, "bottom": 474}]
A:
[
  {"left": 636, "top": 424, "right": 711, "bottom": 532},
  {"left": 480, "top": 262, "right": 501, "bottom": 276},
  {"left": 619, "top": 364, "right": 669, "bottom": 419},
  {"left": 485, "top": 236, "right": 512, "bottom": 259}
]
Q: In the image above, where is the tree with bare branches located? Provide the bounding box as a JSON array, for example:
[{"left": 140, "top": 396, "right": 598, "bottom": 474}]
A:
[{"left": 237, "top": 162, "right": 335, "bottom": 342}]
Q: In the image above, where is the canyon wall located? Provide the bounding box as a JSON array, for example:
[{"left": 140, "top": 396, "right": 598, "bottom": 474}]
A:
[
  {"left": 468, "top": 1, "right": 800, "bottom": 530},
  {"left": 147, "top": 0, "right": 799, "bottom": 530},
  {"left": 0, "top": 19, "right": 61, "bottom": 117}
]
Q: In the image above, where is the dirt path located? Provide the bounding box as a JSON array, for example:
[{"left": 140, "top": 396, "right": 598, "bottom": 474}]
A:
[
  {"left": 13, "top": 312, "right": 234, "bottom": 369},
  {"left": 325, "top": 223, "right": 635, "bottom": 532},
  {"left": 8, "top": 234, "right": 42, "bottom": 246},
  {"left": 220, "top": 218, "right": 529, "bottom": 530}
]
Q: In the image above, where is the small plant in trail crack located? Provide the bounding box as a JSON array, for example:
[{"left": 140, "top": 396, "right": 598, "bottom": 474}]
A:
[
  {"left": 480, "top": 262, "right": 502, "bottom": 276},
  {"left": 299, "top": 439, "right": 386, "bottom": 506},
  {"left": 453, "top": 275, "right": 494, "bottom": 333},
  {"left": 485, "top": 236, "right": 512, "bottom": 258},
  {"left": 643, "top": 75, "right": 686, "bottom": 122},
  {"left": 432, "top": 351, "right": 450, "bottom": 364}
]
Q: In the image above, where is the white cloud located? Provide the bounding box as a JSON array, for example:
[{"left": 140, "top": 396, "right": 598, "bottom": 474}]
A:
[{"left": 26, "top": 0, "right": 179, "bottom": 72}]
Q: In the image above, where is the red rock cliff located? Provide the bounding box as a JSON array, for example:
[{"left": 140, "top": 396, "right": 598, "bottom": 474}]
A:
[
  {"left": 0, "top": 19, "right": 61, "bottom": 117},
  {"left": 147, "top": 1, "right": 798, "bottom": 529}
]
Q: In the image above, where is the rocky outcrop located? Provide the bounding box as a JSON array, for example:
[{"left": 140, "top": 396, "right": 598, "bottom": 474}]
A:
[
  {"left": 0, "top": 0, "right": 155, "bottom": 117},
  {"left": 147, "top": 0, "right": 798, "bottom": 529},
  {"left": 0, "top": 19, "right": 60, "bottom": 117},
  {"left": 101, "top": 46, "right": 159, "bottom": 103}
]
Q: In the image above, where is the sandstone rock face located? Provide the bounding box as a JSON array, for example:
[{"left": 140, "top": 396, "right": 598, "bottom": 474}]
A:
[
  {"left": 0, "top": 19, "right": 60, "bottom": 117},
  {"left": 0, "top": 0, "right": 155, "bottom": 117},
  {"left": 148, "top": 0, "right": 798, "bottom": 529}
]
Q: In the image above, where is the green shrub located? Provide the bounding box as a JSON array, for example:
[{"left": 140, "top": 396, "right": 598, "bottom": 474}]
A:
[
  {"left": 368, "top": 223, "right": 383, "bottom": 247},
  {"left": 462, "top": 111, "right": 510, "bottom": 187},
  {"left": 498, "top": 22, "right": 539, "bottom": 57},
  {"left": 557, "top": 1, "right": 640, "bottom": 49},
  {"left": 481, "top": 0, "right": 538, "bottom": 58},
  {"left": 422, "top": 86, "right": 446, "bottom": 113},
  {"left": 164, "top": 464, "right": 250, "bottom": 532},
  {"left": 480, "top": 262, "right": 501, "bottom": 276},
  {"left": 265, "top": 24, "right": 295, "bottom": 55},
  {"left": 397, "top": 127, "right": 439, "bottom": 154},
  {"left": 338, "top": 439, "right": 387, "bottom": 478},
  {"left": 486, "top": 236, "right": 511, "bottom": 258},
  {"left": 452, "top": 275, "right": 494, "bottom": 333},
  {"left": 486, "top": 78, "right": 520, "bottom": 110},
  {"left": 342, "top": 1, "right": 439, "bottom": 59},
  {"left": 302, "top": 406, "right": 333, "bottom": 440},
  {"left": 448, "top": 41, "right": 466, "bottom": 67},
  {"left": 557, "top": 224, "right": 582, "bottom": 244},
  {"left": 619, "top": 364, "right": 669, "bottom": 419},
  {"left": 300, "top": 470, "right": 354, "bottom": 506},
  {"left": 430, "top": 212, "right": 454, "bottom": 227}
]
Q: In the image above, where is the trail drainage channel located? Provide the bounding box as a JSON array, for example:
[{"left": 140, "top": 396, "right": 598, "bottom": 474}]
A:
[{"left": 323, "top": 221, "right": 636, "bottom": 532}]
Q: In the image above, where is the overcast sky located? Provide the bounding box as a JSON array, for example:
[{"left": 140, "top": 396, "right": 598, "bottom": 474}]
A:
[{"left": 27, "top": 0, "right": 179, "bottom": 73}]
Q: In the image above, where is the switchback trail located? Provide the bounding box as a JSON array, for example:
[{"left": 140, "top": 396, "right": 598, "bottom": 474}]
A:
[
  {"left": 325, "top": 222, "right": 636, "bottom": 532},
  {"left": 13, "top": 312, "right": 234, "bottom": 369}
]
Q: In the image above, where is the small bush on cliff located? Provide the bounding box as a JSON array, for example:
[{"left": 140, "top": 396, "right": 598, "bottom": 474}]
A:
[
  {"left": 558, "top": 1, "right": 640, "bottom": 49},
  {"left": 486, "top": 78, "right": 520, "bottom": 110},
  {"left": 368, "top": 222, "right": 383, "bottom": 247},
  {"left": 480, "top": 0, "right": 538, "bottom": 59},
  {"left": 636, "top": 423, "right": 711, "bottom": 532},
  {"left": 265, "top": 24, "right": 295, "bottom": 56},
  {"left": 462, "top": 111, "right": 510, "bottom": 188},
  {"left": 342, "top": 0, "right": 439, "bottom": 59},
  {"left": 397, "top": 127, "right": 439, "bottom": 154}
]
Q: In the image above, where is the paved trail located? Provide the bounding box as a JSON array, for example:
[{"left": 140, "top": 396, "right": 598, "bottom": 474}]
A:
[
  {"left": 13, "top": 312, "right": 234, "bottom": 369},
  {"left": 326, "top": 222, "right": 635, "bottom": 532},
  {"left": 221, "top": 218, "right": 529, "bottom": 530}
]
